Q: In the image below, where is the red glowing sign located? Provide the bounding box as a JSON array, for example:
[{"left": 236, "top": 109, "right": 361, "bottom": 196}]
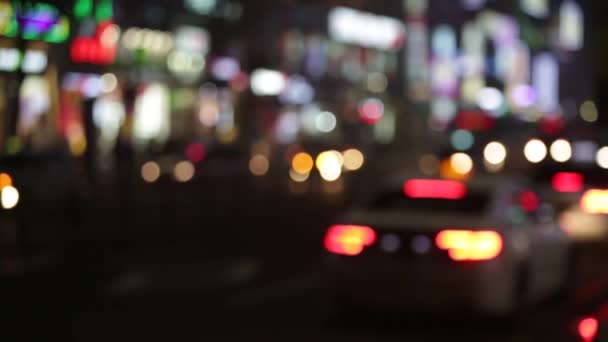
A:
[{"left": 70, "top": 20, "right": 118, "bottom": 65}]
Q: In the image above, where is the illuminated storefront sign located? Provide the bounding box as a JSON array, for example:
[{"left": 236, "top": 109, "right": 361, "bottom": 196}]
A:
[
  {"left": 404, "top": 0, "right": 430, "bottom": 102},
  {"left": 133, "top": 83, "right": 170, "bottom": 144},
  {"left": 533, "top": 52, "right": 559, "bottom": 114},
  {"left": 168, "top": 26, "right": 209, "bottom": 83},
  {"left": 18, "top": 75, "right": 50, "bottom": 137},
  {"left": 70, "top": 20, "right": 119, "bottom": 65},
  {"left": 73, "top": 0, "right": 113, "bottom": 22},
  {"left": 559, "top": 0, "right": 583, "bottom": 51},
  {"left": 0, "top": 2, "right": 69, "bottom": 43},
  {"left": 70, "top": 0, "right": 116, "bottom": 64},
  {"left": 328, "top": 7, "right": 405, "bottom": 51},
  {"left": 121, "top": 27, "right": 174, "bottom": 56},
  {"left": 0, "top": 47, "right": 47, "bottom": 74}
]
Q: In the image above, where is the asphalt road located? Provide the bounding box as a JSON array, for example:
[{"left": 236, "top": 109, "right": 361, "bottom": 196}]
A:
[{"left": 3, "top": 163, "right": 608, "bottom": 341}]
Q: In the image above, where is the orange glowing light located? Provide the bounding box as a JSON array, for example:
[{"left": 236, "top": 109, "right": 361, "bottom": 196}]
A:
[
  {"left": 291, "top": 152, "right": 314, "bottom": 174},
  {"left": 580, "top": 189, "right": 608, "bottom": 214},
  {"left": 324, "top": 225, "right": 376, "bottom": 256},
  {"left": 0, "top": 173, "right": 12, "bottom": 190},
  {"left": 435, "top": 230, "right": 503, "bottom": 261}
]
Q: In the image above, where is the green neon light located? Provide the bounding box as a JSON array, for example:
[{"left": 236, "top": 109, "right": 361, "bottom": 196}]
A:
[
  {"left": 74, "top": 0, "right": 93, "bottom": 19},
  {"left": 95, "top": 0, "right": 113, "bottom": 22},
  {"left": 0, "top": 2, "right": 71, "bottom": 43},
  {"left": 4, "top": 18, "right": 18, "bottom": 37},
  {"left": 45, "top": 15, "right": 69, "bottom": 43},
  {"left": 21, "top": 27, "right": 40, "bottom": 40}
]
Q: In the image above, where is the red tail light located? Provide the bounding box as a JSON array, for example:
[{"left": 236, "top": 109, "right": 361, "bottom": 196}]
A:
[
  {"left": 435, "top": 230, "right": 503, "bottom": 261},
  {"left": 578, "top": 317, "right": 599, "bottom": 342},
  {"left": 552, "top": 172, "right": 584, "bottom": 193},
  {"left": 324, "top": 225, "right": 376, "bottom": 256},
  {"left": 403, "top": 179, "right": 467, "bottom": 200},
  {"left": 580, "top": 189, "right": 608, "bottom": 214}
]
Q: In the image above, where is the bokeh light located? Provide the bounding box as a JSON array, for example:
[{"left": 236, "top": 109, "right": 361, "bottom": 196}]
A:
[
  {"left": 249, "top": 155, "right": 269, "bottom": 176},
  {"left": 484, "top": 159, "right": 505, "bottom": 173},
  {"left": 596, "top": 147, "right": 608, "bottom": 169},
  {"left": 174, "top": 161, "right": 195, "bottom": 182},
  {"left": 1, "top": 185, "right": 19, "bottom": 209},
  {"left": 210, "top": 57, "right": 240, "bottom": 81},
  {"left": 358, "top": 98, "right": 384, "bottom": 125},
  {"left": 250, "top": 68, "right": 286, "bottom": 96},
  {"left": 524, "top": 139, "right": 547, "bottom": 163},
  {"left": 186, "top": 143, "right": 206, "bottom": 163},
  {"left": 316, "top": 150, "right": 343, "bottom": 182},
  {"left": 315, "top": 111, "right": 337, "bottom": 133},
  {"left": 100, "top": 73, "right": 118, "bottom": 93},
  {"left": 573, "top": 141, "right": 598, "bottom": 163},
  {"left": 450, "top": 129, "right": 474, "bottom": 151},
  {"left": 477, "top": 87, "right": 504, "bottom": 112},
  {"left": 342, "top": 149, "right": 365, "bottom": 171},
  {"left": 0, "top": 173, "right": 12, "bottom": 191},
  {"left": 431, "top": 97, "right": 457, "bottom": 123},
  {"left": 367, "top": 72, "right": 388, "bottom": 93},
  {"left": 580, "top": 100, "right": 598, "bottom": 123},
  {"left": 141, "top": 161, "right": 161, "bottom": 183},
  {"left": 550, "top": 139, "right": 572, "bottom": 163},
  {"left": 289, "top": 169, "right": 310, "bottom": 183},
  {"left": 279, "top": 75, "right": 314, "bottom": 105},
  {"left": 291, "top": 152, "right": 314, "bottom": 174},
  {"left": 484, "top": 141, "right": 507, "bottom": 165},
  {"left": 328, "top": 7, "right": 405, "bottom": 51},
  {"left": 509, "top": 84, "right": 536, "bottom": 108},
  {"left": 450, "top": 153, "right": 473, "bottom": 175}
]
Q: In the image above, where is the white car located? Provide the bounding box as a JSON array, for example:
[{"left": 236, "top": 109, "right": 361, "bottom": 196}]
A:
[{"left": 324, "top": 177, "right": 572, "bottom": 315}]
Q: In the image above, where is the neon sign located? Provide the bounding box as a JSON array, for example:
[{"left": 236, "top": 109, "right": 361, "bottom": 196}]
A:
[
  {"left": 328, "top": 7, "right": 405, "bottom": 51},
  {"left": 0, "top": 2, "right": 69, "bottom": 43},
  {"left": 70, "top": 20, "right": 119, "bottom": 65},
  {"left": 73, "top": 0, "right": 113, "bottom": 22}
]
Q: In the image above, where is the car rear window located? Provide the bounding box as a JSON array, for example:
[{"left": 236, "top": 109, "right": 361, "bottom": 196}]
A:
[{"left": 370, "top": 189, "right": 491, "bottom": 214}]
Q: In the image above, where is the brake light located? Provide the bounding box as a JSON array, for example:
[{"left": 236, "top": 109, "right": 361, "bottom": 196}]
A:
[
  {"left": 580, "top": 189, "right": 608, "bottom": 214},
  {"left": 578, "top": 317, "right": 599, "bottom": 342},
  {"left": 435, "top": 230, "right": 503, "bottom": 261},
  {"left": 403, "top": 179, "right": 467, "bottom": 200},
  {"left": 552, "top": 172, "right": 584, "bottom": 193},
  {"left": 324, "top": 225, "right": 376, "bottom": 256}
]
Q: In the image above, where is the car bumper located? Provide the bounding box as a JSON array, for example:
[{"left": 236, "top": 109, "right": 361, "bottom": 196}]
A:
[{"left": 325, "top": 254, "right": 518, "bottom": 315}]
